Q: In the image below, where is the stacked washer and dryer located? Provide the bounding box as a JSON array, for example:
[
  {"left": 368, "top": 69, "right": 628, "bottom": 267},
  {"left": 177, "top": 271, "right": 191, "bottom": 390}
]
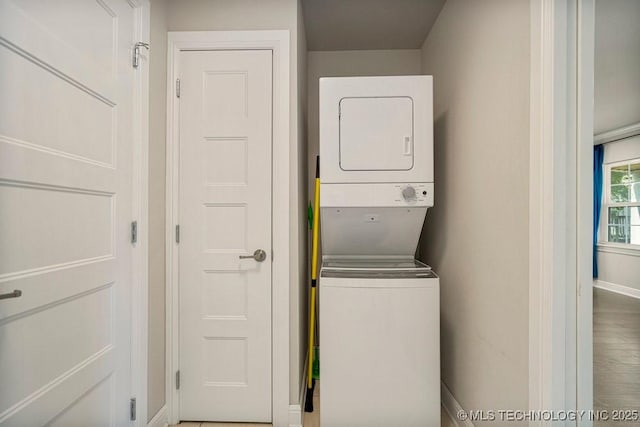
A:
[{"left": 318, "top": 76, "right": 440, "bottom": 427}]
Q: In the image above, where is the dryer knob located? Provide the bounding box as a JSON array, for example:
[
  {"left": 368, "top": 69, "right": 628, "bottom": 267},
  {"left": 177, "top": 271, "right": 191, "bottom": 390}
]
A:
[{"left": 402, "top": 186, "right": 416, "bottom": 201}]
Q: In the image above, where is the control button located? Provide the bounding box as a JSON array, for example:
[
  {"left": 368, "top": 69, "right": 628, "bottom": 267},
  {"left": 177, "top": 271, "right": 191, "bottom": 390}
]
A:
[
  {"left": 402, "top": 186, "right": 416, "bottom": 201},
  {"left": 422, "top": 190, "right": 427, "bottom": 195}
]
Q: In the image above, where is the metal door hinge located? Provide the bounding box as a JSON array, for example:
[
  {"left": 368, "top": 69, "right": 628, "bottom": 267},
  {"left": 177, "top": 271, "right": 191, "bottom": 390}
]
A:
[
  {"left": 175, "top": 225, "right": 180, "bottom": 243},
  {"left": 176, "top": 370, "right": 181, "bottom": 390},
  {"left": 176, "top": 78, "right": 181, "bottom": 98},
  {"left": 129, "top": 398, "right": 137, "bottom": 421},
  {"left": 578, "top": 282, "right": 582, "bottom": 297},
  {"left": 132, "top": 42, "right": 149, "bottom": 68},
  {"left": 131, "top": 221, "right": 138, "bottom": 244}
]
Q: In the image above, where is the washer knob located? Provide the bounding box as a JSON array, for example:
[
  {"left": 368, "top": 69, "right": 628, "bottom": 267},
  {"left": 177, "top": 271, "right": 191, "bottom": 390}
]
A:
[{"left": 402, "top": 186, "right": 416, "bottom": 201}]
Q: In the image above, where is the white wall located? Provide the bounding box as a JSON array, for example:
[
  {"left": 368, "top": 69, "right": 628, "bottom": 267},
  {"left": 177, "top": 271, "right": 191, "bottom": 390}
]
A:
[
  {"left": 165, "top": 0, "right": 308, "bottom": 406},
  {"left": 597, "top": 250, "right": 640, "bottom": 292},
  {"left": 594, "top": 0, "right": 640, "bottom": 134},
  {"left": 148, "top": 0, "right": 168, "bottom": 420},
  {"left": 419, "top": 0, "right": 530, "bottom": 415},
  {"left": 603, "top": 136, "right": 640, "bottom": 165},
  {"left": 598, "top": 135, "right": 640, "bottom": 293},
  {"left": 306, "top": 49, "right": 422, "bottom": 197}
]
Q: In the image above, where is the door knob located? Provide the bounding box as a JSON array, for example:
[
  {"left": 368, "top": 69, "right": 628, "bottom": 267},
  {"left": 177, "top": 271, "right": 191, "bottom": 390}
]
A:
[{"left": 239, "top": 249, "right": 267, "bottom": 262}]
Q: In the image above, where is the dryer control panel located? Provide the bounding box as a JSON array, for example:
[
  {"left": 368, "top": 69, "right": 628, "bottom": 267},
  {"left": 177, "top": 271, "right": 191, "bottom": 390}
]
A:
[
  {"left": 321, "top": 183, "right": 434, "bottom": 207},
  {"left": 397, "top": 184, "right": 430, "bottom": 204}
]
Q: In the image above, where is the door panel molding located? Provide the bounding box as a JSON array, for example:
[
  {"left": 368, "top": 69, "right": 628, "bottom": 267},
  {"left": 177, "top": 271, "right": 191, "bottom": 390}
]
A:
[{"left": 166, "top": 30, "right": 290, "bottom": 427}]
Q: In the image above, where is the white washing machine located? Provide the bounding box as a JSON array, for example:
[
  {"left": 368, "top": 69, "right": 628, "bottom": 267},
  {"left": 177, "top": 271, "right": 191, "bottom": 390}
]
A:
[
  {"left": 319, "top": 261, "right": 440, "bottom": 427},
  {"left": 319, "top": 76, "right": 440, "bottom": 427}
]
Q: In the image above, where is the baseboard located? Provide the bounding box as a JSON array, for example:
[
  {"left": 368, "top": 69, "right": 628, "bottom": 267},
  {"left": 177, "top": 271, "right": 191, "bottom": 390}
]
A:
[
  {"left": 147, "top": 405, "right": 168, "bottom": 427},
  {"left": 288, "top": 403, "right": 303, "bottom": 427},
  {"left": 441, "top": 381, "right": 473, "bottom": 427},
  {"left": 288, "top": 353, "right": 309, "bottom": 427},
  {"left": 594, "top": 280, "right": 640, "bottom": 299}
]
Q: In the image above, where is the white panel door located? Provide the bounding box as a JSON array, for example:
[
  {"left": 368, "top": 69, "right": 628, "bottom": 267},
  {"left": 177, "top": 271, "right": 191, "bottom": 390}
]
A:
[
  {"left": 178, "top": 50, "right": 272, "bottom": 422},
  {"left": 0, "top": 0, "right": 136, "bottom": 426}
]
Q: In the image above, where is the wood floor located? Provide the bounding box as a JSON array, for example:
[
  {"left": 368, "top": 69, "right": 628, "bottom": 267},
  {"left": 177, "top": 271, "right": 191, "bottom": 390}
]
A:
[{"left": 594, "top": 287, "right": 640, "bottom": 427}]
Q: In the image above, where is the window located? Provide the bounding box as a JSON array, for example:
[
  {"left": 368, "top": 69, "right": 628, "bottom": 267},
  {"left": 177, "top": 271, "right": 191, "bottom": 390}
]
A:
[{"left": 604, "top": 159, "right": 640, "bottom": 245}]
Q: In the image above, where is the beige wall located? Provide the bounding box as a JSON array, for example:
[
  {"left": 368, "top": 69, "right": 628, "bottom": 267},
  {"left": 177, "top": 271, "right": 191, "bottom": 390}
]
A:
[
  {"left": 167, "top": 0, "right": 297, "bottom": 32},
  {"left": 306, "top": 49, "right": 422, "bottom": 197},
  {"left": 594, "top": 0, "right": 640, "bottom": 134},
  {"left": 148, "top": 0, "right": 168, "bottom": 421},
  {"left": 419, "top": 0, "right": 530, "bottom": 419},
  {"left": 163, "top": 0, "right": 309, "bottom": 406}
]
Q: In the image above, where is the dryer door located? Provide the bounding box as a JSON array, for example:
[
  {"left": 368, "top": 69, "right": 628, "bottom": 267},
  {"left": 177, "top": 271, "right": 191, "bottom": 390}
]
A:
[{"left": 339, "top": 96, "right": 414, "bottom": 171}]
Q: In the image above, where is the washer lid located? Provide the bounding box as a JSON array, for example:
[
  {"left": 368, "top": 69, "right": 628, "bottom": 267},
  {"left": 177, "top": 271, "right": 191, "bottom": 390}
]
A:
[{"left": 320, "top": 260, "right": 438, "bottom": 280}]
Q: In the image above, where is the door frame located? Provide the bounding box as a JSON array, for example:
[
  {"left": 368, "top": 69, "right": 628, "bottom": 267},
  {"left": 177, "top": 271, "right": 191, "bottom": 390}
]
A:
[
  {"left": 131, "top": 0, "right": 151, "bottom": 426},
  {"left": 529, "top": 0, "right": 594, "bottom": 423},
  {"left": 575, "top": 1, "right": 595, "bottom": 421},
  {"left": 165, "top": 30, "right": 291, "bottom": 426}
]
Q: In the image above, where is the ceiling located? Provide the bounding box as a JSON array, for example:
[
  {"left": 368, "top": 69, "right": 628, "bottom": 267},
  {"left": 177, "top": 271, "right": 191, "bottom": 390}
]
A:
[{"left": 301, "top": 0, "right": 446, "bottom": 51}]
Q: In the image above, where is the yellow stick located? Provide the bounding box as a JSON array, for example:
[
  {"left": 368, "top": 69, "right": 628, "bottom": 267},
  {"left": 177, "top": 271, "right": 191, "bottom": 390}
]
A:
[
  {"left": 307, "top": 158, "right": 321, "bottom": 390},
  {"left": 312, "top": 175, "right": 320, "bottom": 281}
]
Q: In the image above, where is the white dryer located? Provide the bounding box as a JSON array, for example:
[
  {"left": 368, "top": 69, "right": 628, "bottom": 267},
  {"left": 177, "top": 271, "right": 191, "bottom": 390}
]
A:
[
  {"left": 319, "top": 76, "right": 440, "bottom": 427},
  {"left": 319, "top": 75, "right": 434, "bottom": 185}
]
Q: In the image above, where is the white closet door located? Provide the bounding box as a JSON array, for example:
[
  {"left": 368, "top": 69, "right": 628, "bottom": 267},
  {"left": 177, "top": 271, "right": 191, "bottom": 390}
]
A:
[
  {"left": 178, "top": 49, "right": 273, "bottom": 422},
  {"left": 0, "top": 0, "right": 136, "bottom": 425}
]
